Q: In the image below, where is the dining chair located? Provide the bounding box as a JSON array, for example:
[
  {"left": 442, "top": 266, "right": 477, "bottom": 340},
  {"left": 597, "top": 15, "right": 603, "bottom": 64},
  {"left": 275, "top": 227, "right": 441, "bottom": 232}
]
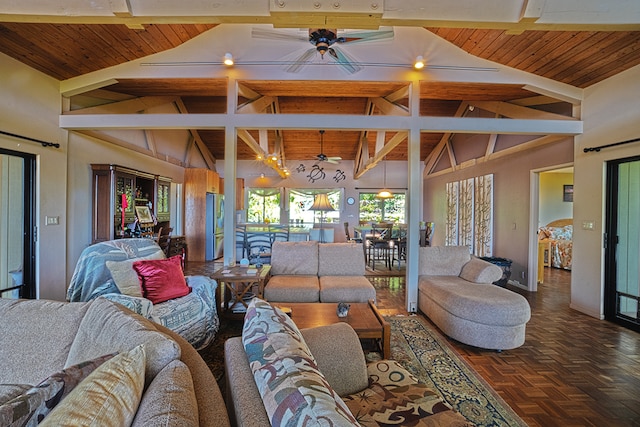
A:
[
  {"left": 365, "top": 223, "right": 393, "bottom": 270},
  {"left": 391, "top": 226, "right": 407, "bottom": 270},
  {"left": 156, "top": 226, "right": 173, "bottom": 257},
  {"left": 269, "top": 224, "right": 290, "bottom": 243},
  {"left": 246, "top": 231, "right": 274, "bottom": 264},
  {"left": 235, "top": 225, "right": 249, "bottom": 259}
]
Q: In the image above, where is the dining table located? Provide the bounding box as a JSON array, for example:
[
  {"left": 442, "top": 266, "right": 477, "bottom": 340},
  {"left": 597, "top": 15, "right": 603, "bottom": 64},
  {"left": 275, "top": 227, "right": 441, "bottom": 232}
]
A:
[{"left": 353, "top": 224, "right": 407, "bottom": 240}]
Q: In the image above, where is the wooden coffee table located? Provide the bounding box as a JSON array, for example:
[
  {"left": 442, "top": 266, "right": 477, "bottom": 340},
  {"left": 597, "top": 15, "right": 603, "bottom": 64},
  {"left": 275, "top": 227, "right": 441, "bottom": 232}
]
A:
[{"left": 279, "top": 300, "right": 390, "bottom": 359}]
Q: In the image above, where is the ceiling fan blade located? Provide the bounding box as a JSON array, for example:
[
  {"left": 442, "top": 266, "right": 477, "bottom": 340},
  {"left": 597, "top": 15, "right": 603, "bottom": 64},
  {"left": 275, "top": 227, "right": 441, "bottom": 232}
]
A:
[
  {"left": 330, "top": 47, "right": 363, "bottom": 74},
  {"left": 337, "top": 29, "right": 394, "bottom": 45},
  {"left": 251, "top": 27, "right": 308, "bottom": 43},
  {"left": 327, "top": 157, "right": 341, "bottom": 164},
  {"left": 284, "top": 48, "right": 317, "bottom": 73}
]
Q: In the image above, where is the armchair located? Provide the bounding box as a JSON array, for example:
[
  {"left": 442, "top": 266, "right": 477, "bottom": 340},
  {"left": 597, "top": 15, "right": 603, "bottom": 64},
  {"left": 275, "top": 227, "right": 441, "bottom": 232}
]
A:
[{"left": 66, "top": 238, "right": 219, "bottom": 350}]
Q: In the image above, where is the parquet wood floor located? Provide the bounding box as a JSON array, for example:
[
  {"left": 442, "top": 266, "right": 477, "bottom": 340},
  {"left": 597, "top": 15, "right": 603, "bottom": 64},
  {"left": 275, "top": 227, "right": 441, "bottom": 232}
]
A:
[{"left": 370, "top": 268, "right": 640, "bottom": 427}]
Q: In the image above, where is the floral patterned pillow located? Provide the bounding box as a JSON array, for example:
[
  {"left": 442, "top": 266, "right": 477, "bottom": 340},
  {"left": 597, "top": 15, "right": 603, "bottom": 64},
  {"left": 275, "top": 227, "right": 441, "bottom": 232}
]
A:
[
  {"left": 242, "top": 298, "right": 360, "bottom": 426},
  {"left": 0, "top": 353, "right": 115, "bottom": 426}
]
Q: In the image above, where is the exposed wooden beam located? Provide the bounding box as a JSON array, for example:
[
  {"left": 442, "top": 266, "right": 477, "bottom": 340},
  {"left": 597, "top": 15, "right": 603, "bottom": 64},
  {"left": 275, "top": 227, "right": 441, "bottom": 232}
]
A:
[
  {"left": 174, "top": 99, "right": 217, "bottom": 169},
  {"left": 354, "top": 131, "right": 407, "bottom": 179},
  {"left": 74, "top": 130, "right": 184, "bottom": 165},
  {"left": 369, "top": 97, "right": 410, "bottom": 116},
  {"left": 64, "top": 96, "right": 178, "bottom": 115},
  {"left": 469, "top": 100, "right": 577, "bottom": 121}
]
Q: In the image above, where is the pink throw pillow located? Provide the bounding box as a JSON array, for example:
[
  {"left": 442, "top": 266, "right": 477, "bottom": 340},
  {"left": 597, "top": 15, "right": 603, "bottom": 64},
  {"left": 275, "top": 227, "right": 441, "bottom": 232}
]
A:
[{"left": 132, "top": 255, "right": 190, "bottom": 304}]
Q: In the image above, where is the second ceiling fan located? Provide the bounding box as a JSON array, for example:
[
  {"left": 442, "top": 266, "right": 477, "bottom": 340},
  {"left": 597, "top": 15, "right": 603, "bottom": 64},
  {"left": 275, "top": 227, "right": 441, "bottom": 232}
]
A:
[{"left": 315, "top": 130, "right": 342, "bottom": 164}]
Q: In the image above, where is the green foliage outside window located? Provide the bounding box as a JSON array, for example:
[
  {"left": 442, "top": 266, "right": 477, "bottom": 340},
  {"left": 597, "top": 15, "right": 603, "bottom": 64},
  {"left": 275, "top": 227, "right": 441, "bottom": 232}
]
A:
[
  {"left": 359, "top": 193, "right": 406, "bottom": 223},
  {"left": 247, "top": 189, "right": 281, "bottom": 223}
]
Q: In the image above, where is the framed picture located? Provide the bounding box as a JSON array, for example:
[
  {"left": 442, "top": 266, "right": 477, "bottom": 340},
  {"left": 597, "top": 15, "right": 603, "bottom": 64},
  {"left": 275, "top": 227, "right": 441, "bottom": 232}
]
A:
[
  {"left": 135, "top": 205, "right": 154, "bottom": 223},
  {"left": 563, "top": 185, "right": 573, "bottom": 202}
]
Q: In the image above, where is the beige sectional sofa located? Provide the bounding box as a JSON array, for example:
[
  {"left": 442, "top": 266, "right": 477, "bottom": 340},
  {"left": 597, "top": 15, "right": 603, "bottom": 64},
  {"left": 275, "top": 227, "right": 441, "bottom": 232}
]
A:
[
  {"left": 224, "top": 298, "right": 472, "bottom": 427},
  {"left": 0, "top": 297, "right": 229, "bottom": 427},
  {"left": 418, "top": 246, "right": 531, "bottom": 351},
  {"left": 263, "top": 241, "right": 376, "bottom": 303}
]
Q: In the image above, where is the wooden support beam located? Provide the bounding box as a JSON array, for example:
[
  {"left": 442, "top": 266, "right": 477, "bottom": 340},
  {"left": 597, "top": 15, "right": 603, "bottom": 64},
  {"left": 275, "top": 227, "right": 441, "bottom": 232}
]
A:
[
  {"left": 469, "top": 100, "right": 577, "bottom": 121},
  {"left": 64, "top": 96, "right": 178, "bottom": 115}
]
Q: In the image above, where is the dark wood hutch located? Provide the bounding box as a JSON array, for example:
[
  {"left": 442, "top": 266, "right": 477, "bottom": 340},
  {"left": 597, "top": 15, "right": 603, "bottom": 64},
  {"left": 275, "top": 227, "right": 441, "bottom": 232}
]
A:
[{"left": 91, "top": 164, "right": 171, "bottom": 243}]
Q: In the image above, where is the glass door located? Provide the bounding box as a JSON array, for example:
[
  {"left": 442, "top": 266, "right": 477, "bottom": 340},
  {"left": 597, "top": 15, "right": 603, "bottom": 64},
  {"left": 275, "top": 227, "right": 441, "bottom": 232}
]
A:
[
  {"left": 0, "top": 148, "right": 35, "bottom": 299},
  {"left": 605, "top": 156, "right": 640, "bottom": 332}
]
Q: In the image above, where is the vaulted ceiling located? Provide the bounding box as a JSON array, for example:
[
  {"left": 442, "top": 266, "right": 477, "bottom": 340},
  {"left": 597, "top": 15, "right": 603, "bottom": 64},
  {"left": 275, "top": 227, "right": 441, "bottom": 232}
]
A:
[{"left": 1, "top": 1, "right": 639, "bottom": 167}]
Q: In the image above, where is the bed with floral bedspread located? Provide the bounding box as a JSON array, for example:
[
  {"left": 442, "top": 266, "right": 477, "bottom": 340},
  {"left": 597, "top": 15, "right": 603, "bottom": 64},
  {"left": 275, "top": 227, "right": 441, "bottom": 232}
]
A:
[{"left": 538, "top": 218, "right": 572, "bottom": 270}]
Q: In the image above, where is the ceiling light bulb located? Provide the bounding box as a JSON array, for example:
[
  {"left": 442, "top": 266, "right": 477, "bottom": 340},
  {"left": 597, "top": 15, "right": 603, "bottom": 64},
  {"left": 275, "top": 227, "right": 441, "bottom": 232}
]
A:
[
  {"left": 223, "top": 53, "right": 234, "bottom": 66},
  {"left": 270, "top": 154, "right": 278, "bottom": 161},
  {"left": 260, "top": 173, "right": 265, "bottom": 179},
  {"left": 414, "top": 55, "right": 425, "bottom": 70}
]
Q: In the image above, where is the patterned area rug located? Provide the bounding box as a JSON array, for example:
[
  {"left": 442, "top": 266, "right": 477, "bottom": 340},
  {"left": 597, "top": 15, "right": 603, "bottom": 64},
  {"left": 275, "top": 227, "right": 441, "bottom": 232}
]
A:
[
  {"left": 198, "top": 314, "right": 526, "bottom": 427},
  {"left": 384, "top": 315, "right": 527, "bottom": 427}
]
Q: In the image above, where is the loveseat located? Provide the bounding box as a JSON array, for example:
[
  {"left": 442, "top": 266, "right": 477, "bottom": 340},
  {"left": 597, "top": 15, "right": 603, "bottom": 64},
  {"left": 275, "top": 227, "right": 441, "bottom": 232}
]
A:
[
  {"left": 224, "top": 298, "right": 472, "bottom": 427},
  {"left": 263, "top": 241, "right": 376, "bottom": 303},
  {"left": 418, "top": 246, "right": 531, "bottom": 351},
  {"left": 67, "top": 238, "right": 219, "bottom": 350},
  {"left": 0, "top": 297, "right": 229, "bottom": 426}
]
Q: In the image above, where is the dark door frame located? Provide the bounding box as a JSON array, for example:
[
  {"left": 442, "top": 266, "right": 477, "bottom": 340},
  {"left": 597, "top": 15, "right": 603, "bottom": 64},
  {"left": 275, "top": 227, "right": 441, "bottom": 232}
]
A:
[
  {"left": 604, "top": 154, "right": 640, "bottom": 333},
  {"left": 0, "top": 148, "right": 36, "bottom": 299}
]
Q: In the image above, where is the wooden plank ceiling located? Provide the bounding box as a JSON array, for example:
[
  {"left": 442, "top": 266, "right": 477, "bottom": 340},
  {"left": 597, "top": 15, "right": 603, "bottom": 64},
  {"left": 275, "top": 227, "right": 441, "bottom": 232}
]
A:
[{"left": 2, "top": 23, "right": 640, "bottom": 162}]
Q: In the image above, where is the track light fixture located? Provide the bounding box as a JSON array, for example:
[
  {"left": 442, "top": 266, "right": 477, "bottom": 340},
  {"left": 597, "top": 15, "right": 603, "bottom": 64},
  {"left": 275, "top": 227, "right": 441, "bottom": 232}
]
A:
[
  {"left": 414, "top": 55, "right": 425, "bottom": 70},
  {"left": 223, "top": 53, "right": 234, "bottom": 66}
]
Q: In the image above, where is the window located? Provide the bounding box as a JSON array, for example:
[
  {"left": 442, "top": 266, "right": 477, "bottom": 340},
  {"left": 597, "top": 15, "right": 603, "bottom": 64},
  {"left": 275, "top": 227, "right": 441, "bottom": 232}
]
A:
[
  {"left": 288, "top": 189, "right": 341, "bottom": 225},
  {"left": 359, "top": 193, "right": 406, "bottom": 224},
  {"left": 247, "top": 189, "right": 281, "bottom": 223}
]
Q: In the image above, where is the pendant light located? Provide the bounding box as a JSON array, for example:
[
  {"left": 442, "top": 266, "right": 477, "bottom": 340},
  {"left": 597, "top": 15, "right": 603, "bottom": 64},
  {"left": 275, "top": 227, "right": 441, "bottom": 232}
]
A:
[{"left": 377, "top": 158, "right": 393, "bottom": 198}]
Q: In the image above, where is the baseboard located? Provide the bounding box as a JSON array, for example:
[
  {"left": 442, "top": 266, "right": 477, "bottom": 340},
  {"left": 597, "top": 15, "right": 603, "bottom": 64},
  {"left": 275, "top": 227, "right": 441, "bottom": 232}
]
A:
[{"left": 569, "top": 302, "right": 604, "bottom": 320}]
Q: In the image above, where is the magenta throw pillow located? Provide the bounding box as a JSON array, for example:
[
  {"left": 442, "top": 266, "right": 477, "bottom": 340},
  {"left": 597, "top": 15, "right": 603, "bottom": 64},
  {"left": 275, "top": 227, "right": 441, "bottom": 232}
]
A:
[{"left": 132, "top": 255, "right": 190, "bottom": 304}]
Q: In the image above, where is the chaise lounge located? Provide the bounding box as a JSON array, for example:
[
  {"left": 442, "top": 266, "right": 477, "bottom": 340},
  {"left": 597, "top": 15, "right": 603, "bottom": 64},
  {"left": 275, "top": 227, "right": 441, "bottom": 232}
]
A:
[{"left": 418, "top": 246, "right": 531, "bottom": 350}]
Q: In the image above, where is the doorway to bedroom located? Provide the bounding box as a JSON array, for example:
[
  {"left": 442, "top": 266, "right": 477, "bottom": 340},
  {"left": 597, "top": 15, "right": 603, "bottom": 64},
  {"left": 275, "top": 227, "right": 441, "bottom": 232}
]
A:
[{"left": 529, "top": 165, "right": 573, "bottom": 291}]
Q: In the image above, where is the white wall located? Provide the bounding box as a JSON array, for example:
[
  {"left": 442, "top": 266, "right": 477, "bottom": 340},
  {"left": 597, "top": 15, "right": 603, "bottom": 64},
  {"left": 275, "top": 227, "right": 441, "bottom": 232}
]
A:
[
  {"left": 0, "top": 54, "right": 68, "bottom": 300},
  {"left": 571, "top": 64, "right": 640, "bottom": 319}
]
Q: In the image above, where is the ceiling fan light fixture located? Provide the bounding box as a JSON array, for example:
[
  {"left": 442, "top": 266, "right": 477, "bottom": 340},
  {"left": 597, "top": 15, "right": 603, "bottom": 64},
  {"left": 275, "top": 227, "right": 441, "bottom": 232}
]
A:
[
  {"left": 223, "top": 53, "right": 234, "bottom": 66},
  {"left": 414, "top": 55, "right": 425, "bottom": 70}
]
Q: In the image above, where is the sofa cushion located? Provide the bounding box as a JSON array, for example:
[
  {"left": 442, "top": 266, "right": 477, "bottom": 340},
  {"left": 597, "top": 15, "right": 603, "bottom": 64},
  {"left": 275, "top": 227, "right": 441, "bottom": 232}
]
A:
[
  {"left": 300, "top": 324, "right": 368, "bottom": 396},
  {"left": 342, "top": 359, "right": 472, "bottom": 427},
  {"left": 242, "top": 299, "right": 359, "bottom": 426},
  {"left": 131, "top": 360, "right": 199, "bottom": 427},
  {"left": 271, "top": 241, "right": 319, "bottom": 275},
  {"left": 0, "top": 299, "right": 93, "bottom": 385},
  {"left": 0, "top": 353, "right": 114, "bottom": 427},
  {"left": 66, "top": 298, "right": 180, "bottom": 385},
  {"left": 40, "top": 345, "right": 146, "bottom": 427},
  {"left": 263, "top": 275, "right": 320, "bottom": 302},
  {"left": 106, "top": 249, "right": 165, "bottom": 297},
  {"left": 419, "top": 246, "right": 471, "bottom": 276},
  {"left": 459, "top": 257, "right": 503, "bottom": 284},
  {"left": 318, "top": 243, "right": 366, "bottom": 276},
  {"left": 319, "top": 276, "right": 376, "bottom": 303},
  {"left": 133, "top": 255, "right": 191, "bottom": 304},
  {"left": 418, "top": 276, "right": 531, "bottom": 326}
]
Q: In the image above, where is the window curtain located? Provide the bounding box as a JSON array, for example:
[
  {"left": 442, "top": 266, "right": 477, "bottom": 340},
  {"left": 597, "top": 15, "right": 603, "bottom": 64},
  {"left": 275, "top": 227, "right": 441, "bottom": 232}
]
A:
[{"left": 445, "top": 174, "right": 493, "bottom": 256}]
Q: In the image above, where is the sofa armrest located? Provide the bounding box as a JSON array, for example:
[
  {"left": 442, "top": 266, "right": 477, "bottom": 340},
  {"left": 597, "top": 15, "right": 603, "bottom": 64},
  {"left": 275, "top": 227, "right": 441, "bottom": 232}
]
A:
[
  {"left": 300, "top": 323, "right": 369, "bottom": 396},
  {"left": 224, "top": 337, "right": 271, "bottom": 427},
  {"left": 155, "top": 323, "right": 230, "bottom": 427}
]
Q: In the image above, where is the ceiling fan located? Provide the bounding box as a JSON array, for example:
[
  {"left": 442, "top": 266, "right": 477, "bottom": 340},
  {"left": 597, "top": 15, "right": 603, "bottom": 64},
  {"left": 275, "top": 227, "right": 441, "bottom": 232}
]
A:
[
  {"left": 315, "top": 130, "right": 341, "bottom": 164},
  {"left": 251, "top": 27, "right": 394, "bottom": 74}
]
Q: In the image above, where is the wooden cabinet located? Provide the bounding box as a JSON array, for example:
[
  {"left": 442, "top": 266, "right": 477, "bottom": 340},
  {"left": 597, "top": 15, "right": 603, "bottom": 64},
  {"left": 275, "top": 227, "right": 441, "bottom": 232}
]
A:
[
  {"left": 219, "top": 177, "right": 245, "bottom": 210},
  {"left": 184, "top": 168, "right": 220, "bottom": 262},
  {"left": 91, "top": 164, "right": 171, "bottom": 243}
]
